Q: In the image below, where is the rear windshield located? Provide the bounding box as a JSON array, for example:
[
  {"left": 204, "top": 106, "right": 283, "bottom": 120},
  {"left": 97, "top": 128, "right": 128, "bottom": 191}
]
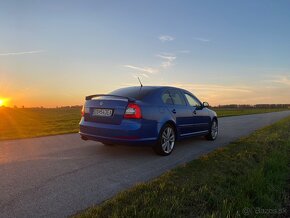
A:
[{"left": 109, "top": 87, "right": 156, "bottom": 100}]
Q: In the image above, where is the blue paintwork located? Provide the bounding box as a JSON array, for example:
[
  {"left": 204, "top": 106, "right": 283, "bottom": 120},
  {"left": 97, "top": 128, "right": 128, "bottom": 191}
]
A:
[{"left": 79, "top": 86, "right": 217, "bottom": 145}]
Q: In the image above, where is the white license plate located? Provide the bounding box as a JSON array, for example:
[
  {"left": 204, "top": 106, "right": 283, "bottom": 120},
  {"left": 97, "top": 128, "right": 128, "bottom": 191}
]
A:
[{"left": 93, "top": 108, "right": 113, "bottom": 117}]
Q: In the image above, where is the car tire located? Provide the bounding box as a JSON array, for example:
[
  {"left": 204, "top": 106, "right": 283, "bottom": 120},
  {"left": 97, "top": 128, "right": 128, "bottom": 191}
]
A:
[
  {"left": 206, "top": 119, "right": 218, "bottom": 141},
  {"left": 153, "top": 124, "right": 176, "bottom": 156},
  {"left": 81, "top": 136, "right": 88, "bottom": 141}
]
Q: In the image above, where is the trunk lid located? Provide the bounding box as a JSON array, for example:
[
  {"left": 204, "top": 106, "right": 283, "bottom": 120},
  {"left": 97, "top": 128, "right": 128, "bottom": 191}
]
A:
[{"left": 84, "top": 95, "right": 133, "bottom": 125}]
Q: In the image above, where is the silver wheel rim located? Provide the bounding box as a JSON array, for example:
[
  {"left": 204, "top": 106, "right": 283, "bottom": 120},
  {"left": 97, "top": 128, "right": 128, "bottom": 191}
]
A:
[
  {"left": 161, "top": 127, "right": 175, "bottom": 154},
  {"left": 211, "top": 121, "right": 218, "bottom": 139}
]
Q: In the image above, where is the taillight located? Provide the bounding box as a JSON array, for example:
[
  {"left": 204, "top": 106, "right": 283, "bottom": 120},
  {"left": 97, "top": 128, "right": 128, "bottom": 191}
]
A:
[
  {"left": 81, "top": 105, "right": 85, "bottom": 117},
  {"left": 124, "top": 103, "right": 142, "bottom": 119}
]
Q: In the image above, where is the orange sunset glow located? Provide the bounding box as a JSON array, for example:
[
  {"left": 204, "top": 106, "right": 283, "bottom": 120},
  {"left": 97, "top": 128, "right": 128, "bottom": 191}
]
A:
[{"left": 0, "top": 1, "right": 290, "bottom": 108}]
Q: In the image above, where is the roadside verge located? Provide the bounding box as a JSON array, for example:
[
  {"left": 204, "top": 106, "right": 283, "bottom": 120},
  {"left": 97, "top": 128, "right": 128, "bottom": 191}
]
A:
[{"left": 75, "top": 116, "right": 290, "bottom": 217}]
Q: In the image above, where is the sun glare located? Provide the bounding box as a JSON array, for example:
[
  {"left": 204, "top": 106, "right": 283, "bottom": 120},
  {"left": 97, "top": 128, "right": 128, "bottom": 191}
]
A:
[{"left": 0, "top": 99, "right": 4, "bottom": 107}]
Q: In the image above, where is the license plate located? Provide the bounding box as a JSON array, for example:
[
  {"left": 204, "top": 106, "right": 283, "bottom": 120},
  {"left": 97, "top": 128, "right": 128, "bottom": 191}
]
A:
[{"left": 93, "top": 108, "right": 113, "bottom": 117}]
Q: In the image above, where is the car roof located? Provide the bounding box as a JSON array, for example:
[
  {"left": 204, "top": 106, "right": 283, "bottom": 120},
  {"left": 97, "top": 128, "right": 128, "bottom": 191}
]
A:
[
  {"left": 113, "top": 86, "right": 182, "bottom": 91},
  {"left": 109, "top": 86, "right": 187, "bottom": 100}
]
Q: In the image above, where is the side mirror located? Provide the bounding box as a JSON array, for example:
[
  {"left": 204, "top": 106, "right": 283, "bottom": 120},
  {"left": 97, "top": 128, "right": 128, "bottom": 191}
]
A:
[{"left": 203, "top": 102, "right": 209, "bottom": 107}]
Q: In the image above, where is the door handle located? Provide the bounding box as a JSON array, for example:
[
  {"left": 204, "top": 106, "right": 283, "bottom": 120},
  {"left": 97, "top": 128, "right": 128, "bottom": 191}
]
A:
[{"left": 172, "top": 109, "right": 176, "bottom": 114}]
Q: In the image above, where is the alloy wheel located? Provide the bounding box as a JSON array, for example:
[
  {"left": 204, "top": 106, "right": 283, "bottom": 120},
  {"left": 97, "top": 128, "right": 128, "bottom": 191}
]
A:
[
  {"left": 161, "top": 127, "right": 175, "bottom": 154},
  {"left": 211, "top": 120, "right": 218, "bottom": 139}
]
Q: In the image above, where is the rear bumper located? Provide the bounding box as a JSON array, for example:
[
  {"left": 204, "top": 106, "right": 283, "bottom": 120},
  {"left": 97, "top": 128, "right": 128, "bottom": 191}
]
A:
[
  {"left": 79, "top": 132, "right": 157, "bottom": 145},
  {"left": 79, "top": 118, "right": 158, "bottom": 145}
]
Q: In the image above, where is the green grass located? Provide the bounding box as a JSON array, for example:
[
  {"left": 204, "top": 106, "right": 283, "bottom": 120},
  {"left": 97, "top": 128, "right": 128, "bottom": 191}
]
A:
[
  {"left": 0, "top": 107, "right": 80, "bottom": 141},
  {"left": 75, "top": 116, "right": 290, "bottom": 218},
  {"left": 0, "top": 107, "right": 289, "bottom": 141},
  {"left": 213, "top": 107, "right": 289, "bottom": 117}
]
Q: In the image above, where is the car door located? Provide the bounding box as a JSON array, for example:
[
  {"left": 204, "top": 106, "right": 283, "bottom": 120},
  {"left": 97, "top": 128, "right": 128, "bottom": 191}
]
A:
[
  {"left": 183, "top": 92, "right": 211, "bottom": 133},
  {"left": 165, "top": 89, "right": 193, "bottom": 135}
]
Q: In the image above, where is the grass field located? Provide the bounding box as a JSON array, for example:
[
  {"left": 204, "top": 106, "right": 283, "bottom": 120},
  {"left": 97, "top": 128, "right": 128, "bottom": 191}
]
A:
[
  {"left": 0, "top": 107, "right": 80, "bottom": 141},
  {"left": 75, "top": 116, "right": 290, "bottom": 218},
  {"left": 0, "top": 107, "right": 289, "bottom": 141},
  {"left": 213, "top": 107, "right": 289, "bottom": 117}
]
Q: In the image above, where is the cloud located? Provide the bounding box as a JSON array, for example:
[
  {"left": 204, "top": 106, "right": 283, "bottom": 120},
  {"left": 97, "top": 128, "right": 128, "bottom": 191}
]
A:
[
  {"left": 124, "top": 52, "right": 178, "bottom": 80},
  {"left": 123, "top": 65, "right": 158, "bottom": 74},
  {"left": 159, "top": 35, "right": 175, "bottom": 42},
  {"left": 171, "top": 83, "right": 252, "bottom": 93},
  {"left": 268, "top": 75, "right": 290, "bottom": 86},
  {"left": 0, "top": 50, "right": 46, "bottom": 56},
  {"left": 160, "top": 82, "right": 257, "bottom": 105},
  {"left": 157, "top": 54, "right": 176, "bottom": 68},
  {"left": 193, "top": 37, "right": 211, "bottom": 42},
  {"left": 156, "top": 54, "right": 176, "bottom": 62},
  {"left": 132, "top": 73, "right": 149, "bottom": 78}
]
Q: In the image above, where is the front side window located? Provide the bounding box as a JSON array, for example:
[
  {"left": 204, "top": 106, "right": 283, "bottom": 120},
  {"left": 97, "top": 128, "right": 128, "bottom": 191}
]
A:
[{"left": 184, "top": 93, "right": 201, "bottom": 107}]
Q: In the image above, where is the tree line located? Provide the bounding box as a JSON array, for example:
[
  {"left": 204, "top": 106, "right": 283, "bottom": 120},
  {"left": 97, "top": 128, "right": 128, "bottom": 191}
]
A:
[{"left": 213, "top": 104, "right": 290, "bottom": 109}]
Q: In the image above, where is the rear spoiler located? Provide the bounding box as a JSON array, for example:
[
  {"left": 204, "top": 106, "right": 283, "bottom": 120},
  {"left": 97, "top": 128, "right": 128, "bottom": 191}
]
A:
[{"left": 85, "top": 94, "right": 135, "bottom": 102}]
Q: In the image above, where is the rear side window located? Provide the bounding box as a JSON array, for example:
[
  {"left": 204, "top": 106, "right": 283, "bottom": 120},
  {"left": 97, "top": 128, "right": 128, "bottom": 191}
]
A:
[
  {"left": 169, "top": 90, "right": 186, "bottom": 106},
  {"left": 162, "top": 91, "right": 173, "bottom": 105}
]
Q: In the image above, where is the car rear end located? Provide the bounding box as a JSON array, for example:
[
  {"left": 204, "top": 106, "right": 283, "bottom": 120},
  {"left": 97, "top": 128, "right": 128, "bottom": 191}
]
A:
[{"left": 79, "top": 89, "right": 159, "bottom": 145}]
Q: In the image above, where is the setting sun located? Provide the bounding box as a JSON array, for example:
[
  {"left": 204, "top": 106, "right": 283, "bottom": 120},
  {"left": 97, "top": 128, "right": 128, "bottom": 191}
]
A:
[{"left": 0, "top": 98, "right": 8, "bottom": 107}]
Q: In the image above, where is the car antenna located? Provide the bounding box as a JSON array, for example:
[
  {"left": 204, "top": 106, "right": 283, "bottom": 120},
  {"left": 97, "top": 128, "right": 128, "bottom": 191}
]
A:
[{"left": 138, "top": 77, "right": 143, "bottom": 87}]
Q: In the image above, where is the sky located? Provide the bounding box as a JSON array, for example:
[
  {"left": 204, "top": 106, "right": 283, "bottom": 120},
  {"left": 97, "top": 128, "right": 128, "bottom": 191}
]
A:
[{"left": 0, "top": 0, "right": 290, "bottom": 107}]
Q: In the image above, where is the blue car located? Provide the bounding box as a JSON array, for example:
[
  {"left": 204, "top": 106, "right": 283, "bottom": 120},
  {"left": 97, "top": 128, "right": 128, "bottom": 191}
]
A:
[{"left": 79, "top": 86, "right": 218, "bottom": 155}]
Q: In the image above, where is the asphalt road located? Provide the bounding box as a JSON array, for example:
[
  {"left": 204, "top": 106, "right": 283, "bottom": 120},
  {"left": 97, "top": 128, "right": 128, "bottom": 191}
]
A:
[{"left": 0, "top": 111, "right": 290, "bottom": 218}]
